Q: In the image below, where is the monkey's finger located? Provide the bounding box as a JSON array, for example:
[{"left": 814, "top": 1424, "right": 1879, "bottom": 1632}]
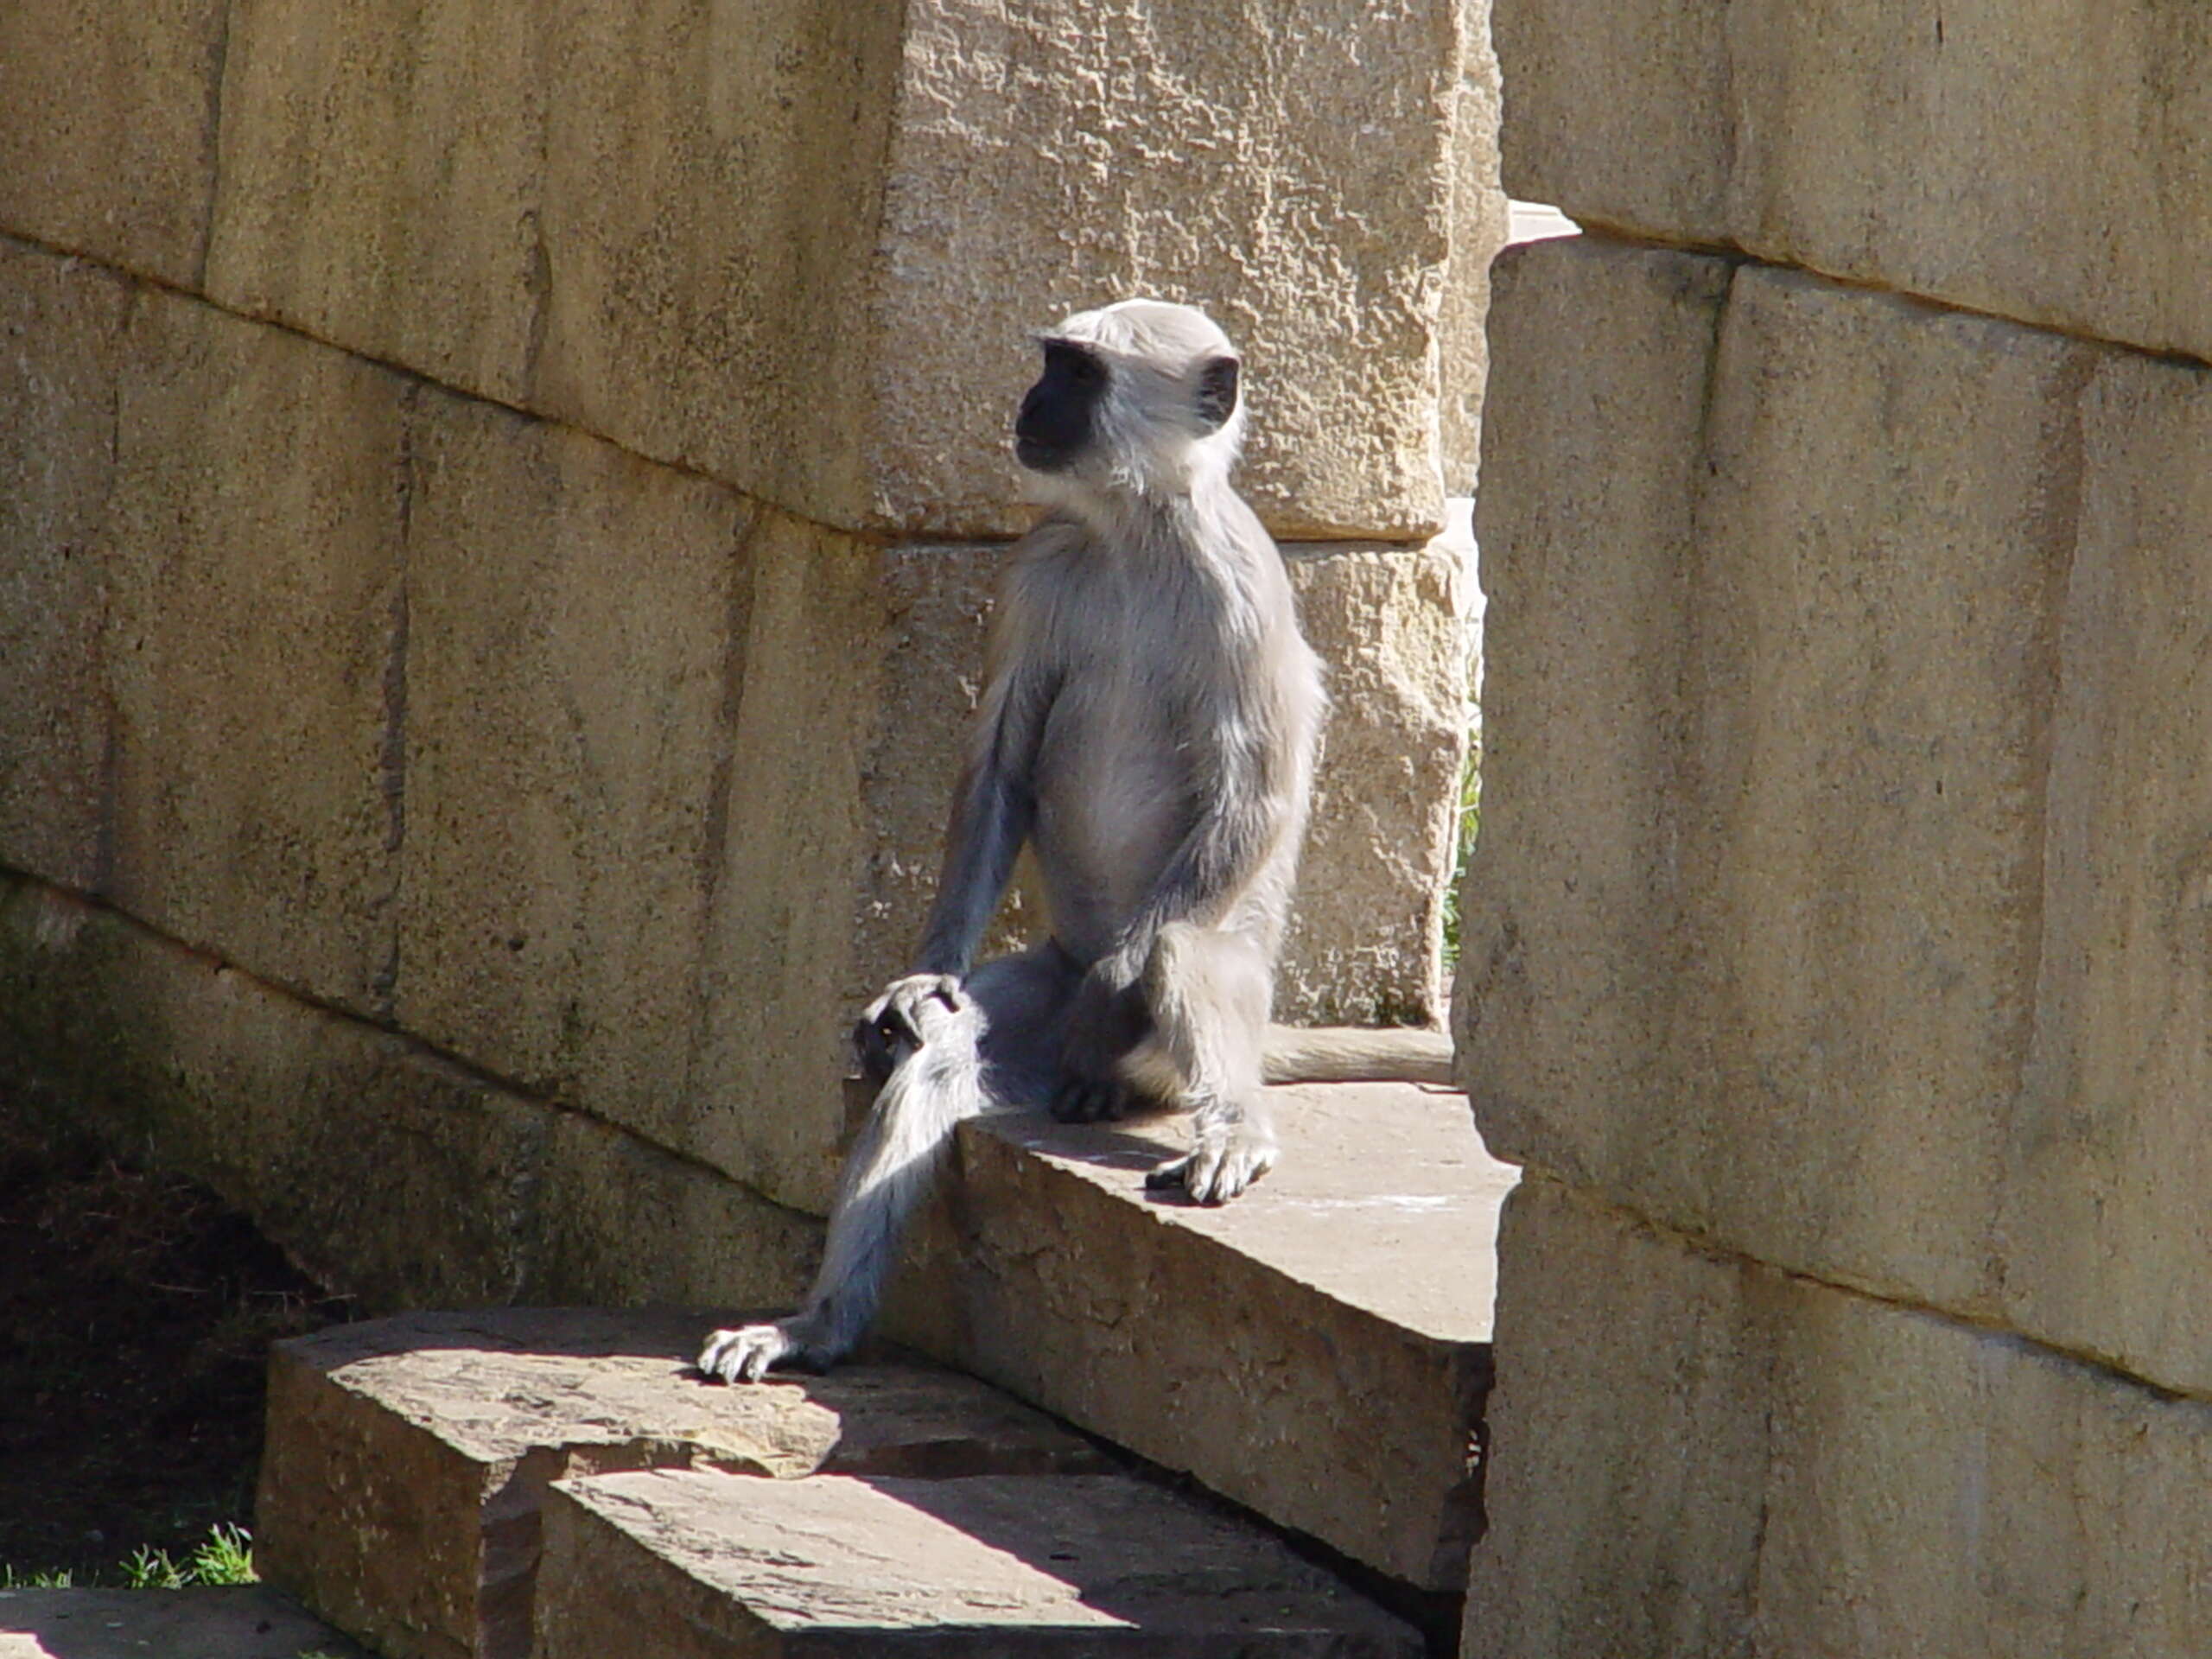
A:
[
  {"left": 875, "top": 1004, "right": 925, "bottom": 1050},
  {"left": 1196, "top": 1135, "right": 1276, "bottom": 1205},
  {"left": 698, "top": 1324, "right": 790, "bottom": 1384},
  {"left": 1144, "top": 1154, "right": 1194, "bottom": 1191}
]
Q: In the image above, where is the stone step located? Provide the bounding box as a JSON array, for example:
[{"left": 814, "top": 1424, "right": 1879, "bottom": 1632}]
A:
[
  {"left": 536, "top": 1467, "right": 1422, "bottom": 1657},
  {"left": 253, "top": 1308, "right": 1109, "bottom": 1659},
  {"left": 254, "top": 1307, "right": 1416, "bottom": 1659},
  {"left": 0, "top": 1586, "right": 370, "bottom": 1658},
  {"left": 887, "top": 1078, "right": 1520, "bottom": 1591}
]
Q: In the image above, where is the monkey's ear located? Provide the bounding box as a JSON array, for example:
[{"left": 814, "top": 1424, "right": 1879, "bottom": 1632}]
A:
[{"left": 1194, "top": 356, "right": 1240, "bottom": 430}]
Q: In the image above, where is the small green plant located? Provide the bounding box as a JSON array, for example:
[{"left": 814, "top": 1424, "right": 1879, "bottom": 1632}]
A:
[
  {"left": 122, "top": 1545, "right": 188, "bottom": 1590},
  {"left": 72, "top": 1524, "right": 257, "bottom": 1592},
  {"left": 0, "top": 1564, "right": 74, "bottom": 1588},
  {"left": 188, "top": 1522, "right": 257, "bottom": 1586},
  {"left": 1440, "top": 733, "right": 1482, "bottom": 976}
]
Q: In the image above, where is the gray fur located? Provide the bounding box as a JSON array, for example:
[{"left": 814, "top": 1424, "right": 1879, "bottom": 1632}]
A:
[{"left": 701, "top": 299, "right": 1332, "bottom": 1384}]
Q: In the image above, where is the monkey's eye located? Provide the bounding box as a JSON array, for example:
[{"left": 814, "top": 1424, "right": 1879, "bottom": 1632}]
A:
[{"left": 1045, "top": 341, "right": 1105, "bottom": 387}]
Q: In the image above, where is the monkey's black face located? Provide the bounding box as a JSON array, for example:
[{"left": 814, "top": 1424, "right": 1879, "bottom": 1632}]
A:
[{"left": 1015, "top": 340, "right": 1106, "bottom": 473}]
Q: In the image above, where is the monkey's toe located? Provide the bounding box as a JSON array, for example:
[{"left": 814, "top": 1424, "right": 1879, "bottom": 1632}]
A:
[
  {"left": 1147, "top": 1127, "right": 1276, "bottom": 1205},
  {"left": 1051, "top": 1076, "right": 1130, "bottom": 1123},
  {"left": 697, "top": 1322, "right": 800, "bottom": 1384}
]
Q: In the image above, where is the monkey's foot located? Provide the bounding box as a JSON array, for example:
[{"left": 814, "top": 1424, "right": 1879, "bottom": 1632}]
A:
[
  {"left": 1144, "top": 1122, "right": 1277, "bottom": 1205},
  {"left": 1051, "top": 1073, "right": 1134, "bottom": 1123},
  {"left": 697, "top": 1318, "right": 823, "bottom": 1384}
]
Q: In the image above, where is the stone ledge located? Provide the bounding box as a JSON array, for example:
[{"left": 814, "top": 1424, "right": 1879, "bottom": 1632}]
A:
[
  {"left": 887, "top": 1079, "right": 1518, "bottom": 1591},
  {"left": 254, "top": 1308, "right": 1109, "bottom": 1659},
  {"left": 537, "top": 1467, "right": 1421, "bottom": 1657}
]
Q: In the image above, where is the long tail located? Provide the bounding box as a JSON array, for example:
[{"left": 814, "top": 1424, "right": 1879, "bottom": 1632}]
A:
[
  {"left": 1260, "top": 1024, "right": 1455, "bottom": 1086},
  {"left": 798, "top": 1002, "right": 990, "bottom": 1363}
]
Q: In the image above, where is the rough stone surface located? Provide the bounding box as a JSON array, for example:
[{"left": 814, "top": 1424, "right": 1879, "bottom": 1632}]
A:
[
  {"left": 861, "top": 0, "right": 1457, "bottom": 540},
  {"left": 1440, "top": 0, "right": 1510, "bottom": 494},
  {"left": 256, "top": 1309, "right": 1107, "bottom": 1659},
  {"left": 0, "top": 240, "right": 128, "bottom": 892},
  {"left": 0, "top": 1587, "right": 370, "bottom": 1659},
  {"left": 528, "top": 1112, "right": 823, "bottom": 1313},
  {"left": 204, "top": 0, "right": 556, "bottom": 408},
  {"left": 1466, "top": 1176, "right": 2212, "bottom": 1659},
  {"left": 1996, "top": 348, "right": 2212, "bottom": 1395},
  {"left": 103, "top": 286, "right": 409, "bottom": 1017},
  {"left": 538, "top": 1468, "right": 1422, "bottom": 1657},
  {"left": 887, "top": 1080, "right": 1517, "bottom": 1590},
  {"left": 1286, "top": 537, "right": 1473, "bottom": 1027},
  {"left": 0, "top": 874, "right": 817, "bottom": 1313},
  {"left": 1496, "top": 0, "right": 2212, "bottom": 365},
  {"left": 201, "top": 0, "right": 1459, "bottom": 537},
  {"left": 0, "top": 0, "right": 226, "bottom": 287},
  {"left": 394, "top": 390, "right": 753, "bottom": 1150},
  {"left": 1463, "top": 238, "right": 2212, "bottom": 1395},
  {"left": 1454, "top": 235, "right": 1732, "bottom": 1231},
  {"left": 688, "top": 518, "right": 903, "bottom": 1214}
]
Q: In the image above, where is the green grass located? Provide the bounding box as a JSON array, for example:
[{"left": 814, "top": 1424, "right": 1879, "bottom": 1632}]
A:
[
  {"left": 1440, "top": 731, "right": 1482, "bottom": 977},
  {"left": 0, "top": 1565, "right": 75, "bottom": 1588},
  {"left": 6, "top": 1523, "right": 256, "bottom": 1592}
]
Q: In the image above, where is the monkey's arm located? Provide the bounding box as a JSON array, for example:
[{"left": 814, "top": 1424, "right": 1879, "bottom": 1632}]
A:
[{"left": 912, "top": 621, "right": 1055, "bottom": 979}]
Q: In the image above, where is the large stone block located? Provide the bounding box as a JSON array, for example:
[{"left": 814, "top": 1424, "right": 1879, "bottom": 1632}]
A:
[
  {"left": 1497, "top": 0, "right": 2212, "bottom": 363},
  {"left": 1996, "top": 351, "right": 2212, "bottom": 1395},
  {"left": 203, "top": 0, "right": 1462, "bottom": 537},
  {"left": 1454, "top": 236, "right": 1731, "bottom": 1205},
  {"left": 103, "top": 286, "right": 409, "bottom": 1015},
  {"left": 1466, "top": 238, "right": 2212, "bottom": 1395},
  {"left": 887, "top": 1080, "right": 1518, "bottom": 1590},
  {"left": 395, "top": 392, "right": 753, "bottom": 1150},
  {"left": 1663, "top": 265, "right": 2084, "bottom": 1314},
  {"left": 688, "top": 518, "right": 906, "bottom": 1214},
  {"left": 1286, "top": 537, "right": 1473, "bottom": 1027},
  {"left": 0, "top": 0, "right": 226, "bottom": 286},
  {"left": 257, "top": 1310, "right": 1102, "bottom": 1659},
  {"left": 1467, "top": 1176, "right": 2212, "bottom": 1659},
  {"left": 538, "top": 1469, "right": 1421, "bottom": 1657},
  {"left": 0, "top": 874, "right": 816, "bottom": 1314},
  {"left": 0, "top": 877, "right": 540, "bottom": 1306},
  {"left": 0, "top": 240, "right": 130, "bottom": 891},
  {"left": 531, "top": 1113, "right": 819, "bottom": 1311},
  {"left": 1440, "top": 0, "right": 1510, "bottom": 494}
]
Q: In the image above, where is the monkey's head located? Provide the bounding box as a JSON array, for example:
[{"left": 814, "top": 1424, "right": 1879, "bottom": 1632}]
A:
[{"left": 1014, "top": 299, "right": 1244, "bottom": 505}]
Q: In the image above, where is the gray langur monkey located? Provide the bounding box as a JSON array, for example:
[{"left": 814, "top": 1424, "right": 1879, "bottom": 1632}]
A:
[{"left": 699, "top": 299, "right": 1450, "bottom": 1384}]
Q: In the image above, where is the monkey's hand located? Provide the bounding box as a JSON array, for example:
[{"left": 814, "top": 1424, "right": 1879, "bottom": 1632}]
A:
[
  {"left": 1146, "top": 1118, "right": 1278, "bottom": 1205},
  {"left": 853, "top": 973, "right": 970, "bottom": 1083},
  {"left": 1052, "top": 960, "right": 1148, "bottom": 1123},
  {"left": 697, "top": 1313, "right": 831, "bottom": 1384}
]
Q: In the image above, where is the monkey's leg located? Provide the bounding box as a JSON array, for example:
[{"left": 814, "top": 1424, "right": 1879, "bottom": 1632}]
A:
[
  {"left": 1135, "top": 922, "right": 1278, "bottom": 1205},
  {"left": 697, "top": 948, "right": 1073, "bottom": 1383}
]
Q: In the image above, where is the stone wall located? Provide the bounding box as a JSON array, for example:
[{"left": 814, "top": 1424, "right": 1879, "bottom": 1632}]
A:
[
  {"left": 1462, "top": 9, "right": 2212, "bottom": 1653},
  {"left": 0, "top": 3, "right": 1502, "bottom": 1304}
]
